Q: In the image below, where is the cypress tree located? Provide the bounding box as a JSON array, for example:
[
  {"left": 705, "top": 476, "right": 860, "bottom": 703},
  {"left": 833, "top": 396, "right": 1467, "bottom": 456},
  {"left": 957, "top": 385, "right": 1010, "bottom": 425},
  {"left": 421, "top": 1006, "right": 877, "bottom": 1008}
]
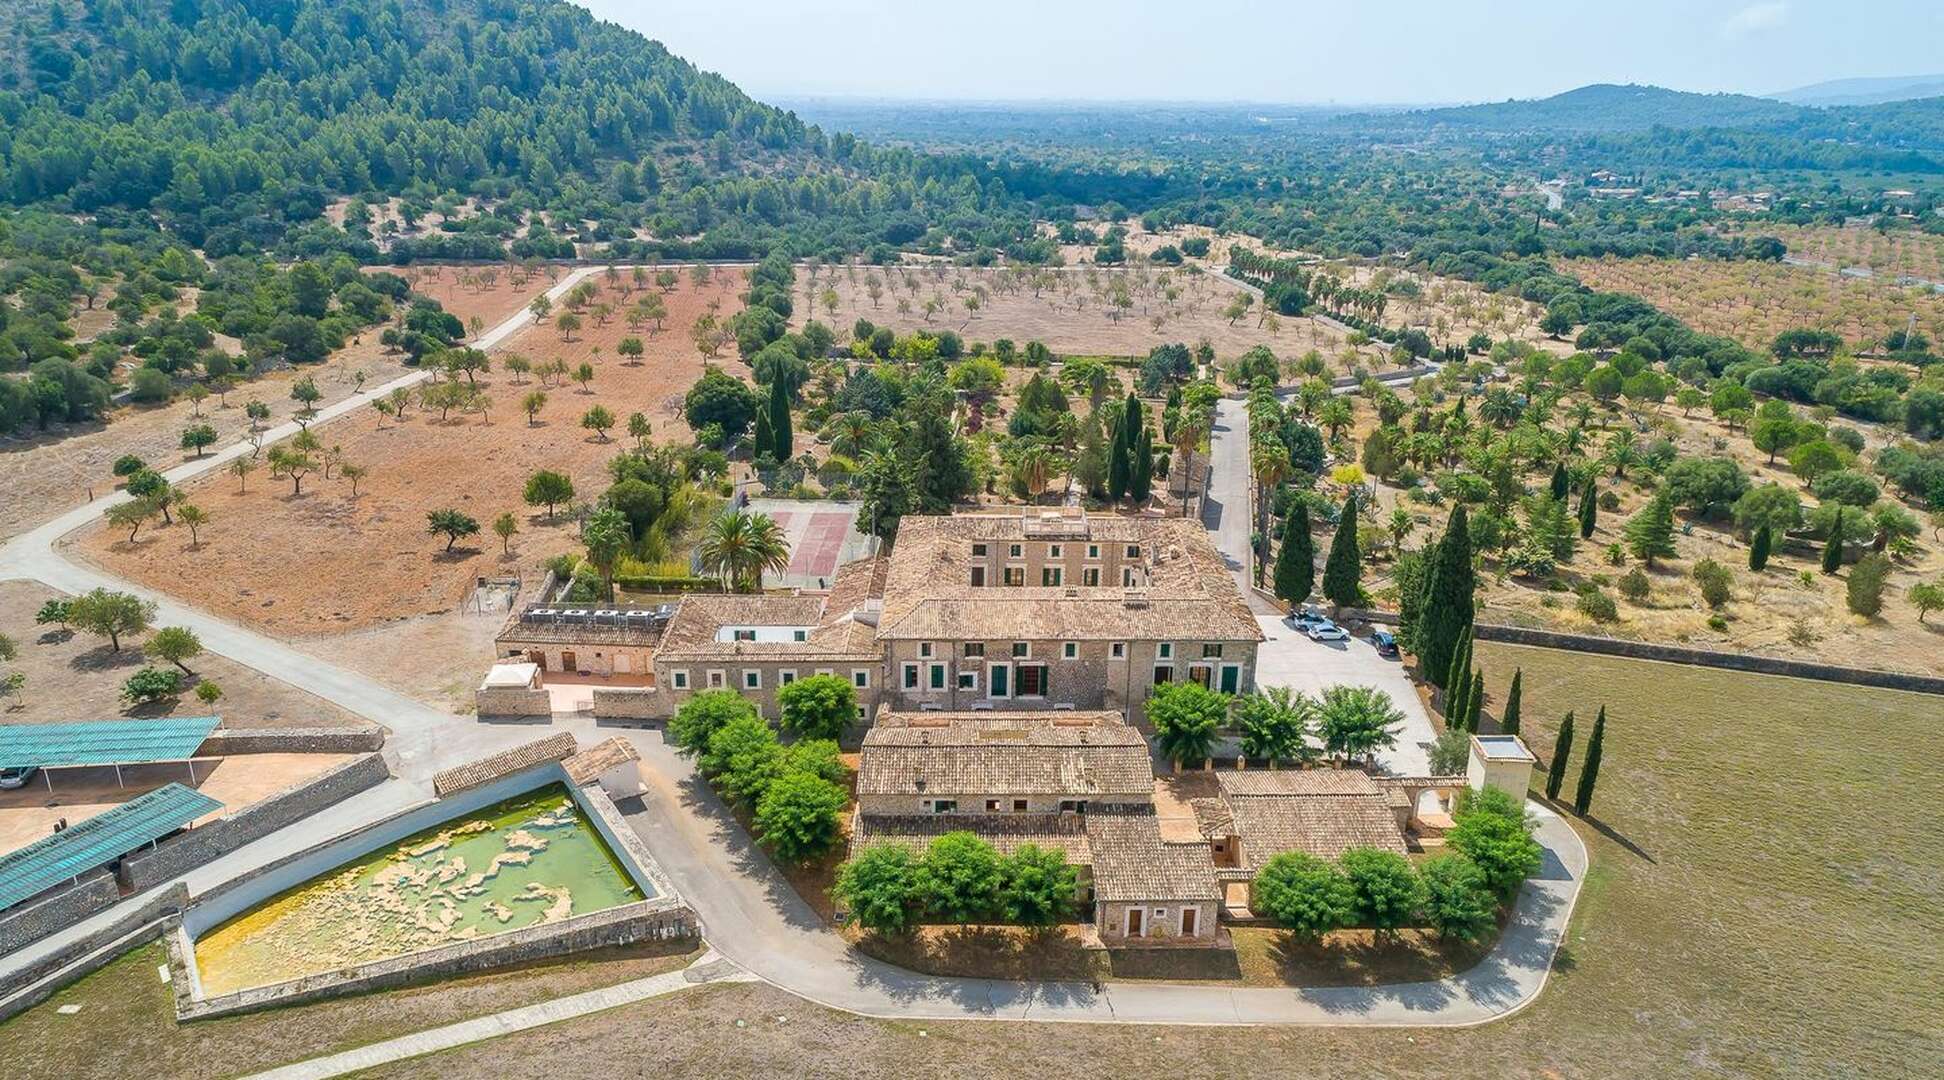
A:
[
  {"left": 1578, "top": 478, "right": 1599, "bottom": 539},
  {"left": 1131, "top": 427, "right": 1154, "bottom": 504},
  {"left": 1108, "top": 396, "right": 1134, "bottom": 504},
  {"left": 1748, "top": 524, "right": 1772, "bottom": 572},
  {"left": 1464, "top": 668, "right": 1486, "bottom": 733},
  {"left": 1445, "top": 629, "right": 1473, "bottom": 721},
  {"left": 1549, "top": 460, "right": 1570, "bottom": 501},
  {"left": 1321, "top": 491, "right": 1362, "bottom": 607},
  {"left": 1418, "top": 505, "right": 1476, "bottom": 687},
  {"left": 1545, "top": 712, "right": 1575, "bottom": 802},
  {"left": 768, "top": 378, "right": 792, "bottom": 459},
  {"left": 1821, "top": 509, "right": 1844, "bottom": 574},
  {"left": 1573, "top": 706, "right": 1605, "bottom": 816},
  {"left": 752, "top": 407, "right": 774, "bottom": 461},
  {"left": 1272, "top": 503, "right": 1315, "bottom": 607},
  {"left": 1500, "top": 668, "right": 1522, "bottom": 735}
]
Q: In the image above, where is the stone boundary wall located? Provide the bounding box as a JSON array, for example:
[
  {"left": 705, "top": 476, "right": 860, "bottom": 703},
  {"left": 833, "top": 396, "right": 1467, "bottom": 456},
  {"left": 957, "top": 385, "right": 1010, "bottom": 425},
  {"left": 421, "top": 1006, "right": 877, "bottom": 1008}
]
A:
[
  {"left": 591, "top": 687, "right": 662, "bottom": 722},
  {"left": 475, "top": 685, "right": 552, "bottom": 717},
  {"left": 122, "top": 753, "right": 391, "bottom": 891},
  {"left": 198, "top": 725, "right": 386, "bottom": 755},
  {"left": 0, "top": 870, "right": 119, "bottom": 956},
  {"left": 170, "top": 896, "right": 695, "bottom": 1020},
  {"left": 0, "top": 883, "right": 190, "bottom": 1023},
  {"left": 1340, "top": 608, "right": 1944, "bottom": 696}
]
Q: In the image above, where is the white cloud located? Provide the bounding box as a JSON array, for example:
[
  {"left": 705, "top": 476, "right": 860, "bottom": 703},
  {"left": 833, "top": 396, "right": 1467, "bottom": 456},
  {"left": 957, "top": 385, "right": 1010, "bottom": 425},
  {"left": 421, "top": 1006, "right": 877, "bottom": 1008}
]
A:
[{"left": 1721, "top": 2, "right": 1789, "bottom": 40}]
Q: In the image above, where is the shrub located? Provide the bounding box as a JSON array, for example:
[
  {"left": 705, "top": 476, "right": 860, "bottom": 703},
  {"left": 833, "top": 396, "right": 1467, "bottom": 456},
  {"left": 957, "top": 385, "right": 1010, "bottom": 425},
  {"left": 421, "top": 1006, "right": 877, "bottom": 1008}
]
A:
[
  {"left": 1427, "top": 728, "right": 1472, "bottom": 775},
  {"left": 1252, "top": 852, "right": 1354, "bottom": 940},
  {"left": 1618, "top": 568, "right": 1650, "bottom": 602},
  {"left": 195, "top": 680, "right": 224, "bottom": 705},
  {"left": 1447, "top": 788, "right": 1542, "bottom": 896},
  {"left": 1846, "top": 553, "right": 1893, "bottom": 618},
  {"left": 1339, "top": 847, "right": 1428, "bottom": 934},
  {"left": 668, "top": 689, "right": 757, "bottom": 757},
  {"left": 754, "top": 769, "right": 847, "bottom": 862},
  {"left": 112, "top": 455, "right": 148, "bottom": 478},
  {"left": 1692, "top": 559, "right": 1734, "bottom": 609},
  {"left": 1419, "top": 854, "right": 1498, "bottom": 941},
  {"left": 776, "top": 674, "right": 856, "bottom": 741},
  {"left": 1576, "top": 587, "right": 1619, "bottom": 623},
  {"left": 120, "top": 666, "right": 182, "bottom": 704}
]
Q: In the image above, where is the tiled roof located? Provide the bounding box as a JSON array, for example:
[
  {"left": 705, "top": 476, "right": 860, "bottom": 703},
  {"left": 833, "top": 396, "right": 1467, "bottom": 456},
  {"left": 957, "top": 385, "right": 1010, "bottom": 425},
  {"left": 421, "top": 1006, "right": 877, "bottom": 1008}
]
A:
[
  {"left": 857, "top": 716, "right": 1153, "bottom": 798},
  {"left": 496, "top": 620, "right": 665, "bottom": 647},
  {"left": 1189, "top": 797, "right": 1234, "bottom": 838},
  {"left": 1213, "top": 768, "right": 1409, "bottom": 866},
  {"left": 1084, "top": 809, "right": 1220, "bottom": 902},
  {"left": 563, "top": 737, "right": 640, "bottom": 785},
  {"left": 876, "top": 514, "right": 1262, "bottom": 643},
  {"left": 432, "top": 732, "right": 577, "bottom": 796},
  {"left": 655, "top": 558, "right": 886, "bottom": 662},
  {"left": 1216, "top": 769, "right": 1382, "bottom": 797},
  {"left": 851, "top": 811, "right": 1093, "bottom": 865}
]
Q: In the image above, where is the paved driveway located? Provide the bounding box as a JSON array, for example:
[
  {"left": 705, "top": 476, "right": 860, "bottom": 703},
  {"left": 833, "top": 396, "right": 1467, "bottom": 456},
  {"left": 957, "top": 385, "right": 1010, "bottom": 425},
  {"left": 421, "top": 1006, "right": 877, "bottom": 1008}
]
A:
[{"left": 1251, "top": 614, "right": 1438, "bottom": 777}]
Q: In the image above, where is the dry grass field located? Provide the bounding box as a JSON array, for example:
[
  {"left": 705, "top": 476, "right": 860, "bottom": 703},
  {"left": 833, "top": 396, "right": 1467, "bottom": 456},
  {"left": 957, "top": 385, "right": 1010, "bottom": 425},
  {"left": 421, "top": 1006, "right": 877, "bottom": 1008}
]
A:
[
  {"left": 69, "top": 273, "right": 749, "bottom": 639},
  {"left": 1563, "top": 254, "right": 1944, "bottom": 350},
  {"left": 789, "top": 262, "right": 1375, "bottom": 361}
]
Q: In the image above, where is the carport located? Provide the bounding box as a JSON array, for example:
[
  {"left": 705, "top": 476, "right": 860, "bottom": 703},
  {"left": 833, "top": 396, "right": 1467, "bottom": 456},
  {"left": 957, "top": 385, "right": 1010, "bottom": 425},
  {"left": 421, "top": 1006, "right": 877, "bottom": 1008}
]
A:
[
  {"left": 0, "top": 782, "right": 222, "bottom": 909},
  {"left": 0, "top": 716, "right": 222, "bottom": 792}
]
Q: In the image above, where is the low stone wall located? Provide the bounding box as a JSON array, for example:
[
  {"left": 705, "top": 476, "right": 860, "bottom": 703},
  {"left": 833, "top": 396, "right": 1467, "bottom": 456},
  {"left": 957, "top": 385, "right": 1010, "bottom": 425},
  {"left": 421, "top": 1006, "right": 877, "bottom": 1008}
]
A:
[
  {"left": 1340, "top": 608, "right": 1944, "bottom": 696},
  {"left": 0, "top": 883, "right": 190, "bottom": 1023},
  {"left": 0, "top": 870, "right": 120, "bottom": 956},
  {"left": 171, "top": 895, "right": 696, "bottom": 1020},
  {"left": 122, "top": 754, "right": 391, "bottom": 892},
  {"left": 475, "top": 685, "right": 552, "bottom": 717},
  {"left": 591, "top": 687, "right": 663, "bottom": 723},
  {"left": 198, "top": 725, "right": 386, "bottom": 755}
]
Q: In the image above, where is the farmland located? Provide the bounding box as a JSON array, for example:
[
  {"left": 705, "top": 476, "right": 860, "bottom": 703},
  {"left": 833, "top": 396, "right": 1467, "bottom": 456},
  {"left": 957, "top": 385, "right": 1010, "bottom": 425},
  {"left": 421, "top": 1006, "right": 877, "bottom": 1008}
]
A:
[{"left": 69, "top": 272, "right": 749, "bottom": 640}]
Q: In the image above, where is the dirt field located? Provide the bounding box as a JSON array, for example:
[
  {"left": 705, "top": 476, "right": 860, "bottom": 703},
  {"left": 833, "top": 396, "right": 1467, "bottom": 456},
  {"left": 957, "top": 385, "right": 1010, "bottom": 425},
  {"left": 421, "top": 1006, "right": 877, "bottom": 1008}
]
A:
[
  {"left": 0, "top": 581, "right": 365, "bottom": 728},
  {"left": 71, "top": 273, "right": 749, "bottom": 639},
  {"left": 392, "top": 262, "right": 560, "bottom": 333},
  {"left": 0, "top": 938, "right": 700, "bottom": 1080},
  {"left": 1563, "top": 253, "right": 1944, "bottom": 350},
  {"left": 791, "top": 262, "right": 1370, "bottom": 360},
  {"left": 0, "top": 752, "right": 353, "bottom": 854}
]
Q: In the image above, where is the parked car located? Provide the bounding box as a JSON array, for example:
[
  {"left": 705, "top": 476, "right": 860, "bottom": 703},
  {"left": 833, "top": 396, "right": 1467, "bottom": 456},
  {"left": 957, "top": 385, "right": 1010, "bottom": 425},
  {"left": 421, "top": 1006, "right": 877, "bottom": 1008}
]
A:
[
  {"left": 1371, "top": 630, "right": 1399, "bottom": 658},
  {"left": 1306, "top": 621, "right": 1349, "bottom": 642},
  {"left": 0, "top": 766, "right": 37, "bottom": 790},
  {"left": 1290, "top": 605, "right": 1328, "bottom": 629}
]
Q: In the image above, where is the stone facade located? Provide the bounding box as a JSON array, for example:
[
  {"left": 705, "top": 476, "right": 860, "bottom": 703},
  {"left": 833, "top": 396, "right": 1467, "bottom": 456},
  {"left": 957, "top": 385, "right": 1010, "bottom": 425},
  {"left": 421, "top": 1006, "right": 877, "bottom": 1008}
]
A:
[
  {"left": 474, "top": 685, "right": 552, "bottom": 717},
  {"left": 0, "top": 883, "right": 190, "bottom": 1024},
  {"left": 197, "top": 726, "right": 386, "bottom": 755},
  {"left": 652, "top": 657, "right": 884, "bottom": 723},
  {"left": 0, "top": 870, "right": 120, "bottom": 956},
  {"left": 590, "top": 687, "right": 662, "bottom": 721},
  {"left": 1095, "top": 898, "right": 1220, "bottom": 945},
  {"left": 501, "top": 640, "right": 657, "bottom": 679},
  {"left": 880, "top": 636, "right": 1257, "bottom": 724},
  {"left": 122, "top": 754, "right": 391, "bottom": 891}
]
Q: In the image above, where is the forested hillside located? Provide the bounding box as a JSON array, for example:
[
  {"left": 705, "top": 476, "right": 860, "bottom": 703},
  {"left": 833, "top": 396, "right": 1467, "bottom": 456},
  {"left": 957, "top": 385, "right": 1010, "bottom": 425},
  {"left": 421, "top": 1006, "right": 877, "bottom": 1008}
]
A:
[{"left": 0, "top": 0, "right": 1038, "bottom": 261}]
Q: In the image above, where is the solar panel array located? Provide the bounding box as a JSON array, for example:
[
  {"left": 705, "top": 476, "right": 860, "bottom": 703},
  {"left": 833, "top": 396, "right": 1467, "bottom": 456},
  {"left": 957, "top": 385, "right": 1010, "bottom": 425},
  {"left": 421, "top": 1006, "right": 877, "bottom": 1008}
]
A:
[
  {"left": 0, "top": 716, "right": 221, "bottom": 769},
  {"left": 0, "top": 783, "right": 223, "bottom": 910}
]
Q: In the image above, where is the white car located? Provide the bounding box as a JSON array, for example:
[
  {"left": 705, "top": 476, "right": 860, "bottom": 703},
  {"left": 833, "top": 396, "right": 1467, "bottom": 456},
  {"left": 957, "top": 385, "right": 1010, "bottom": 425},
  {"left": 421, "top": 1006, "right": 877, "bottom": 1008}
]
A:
[
  {"left": 1305, "top": 621, "right": 1349, "bottom": 642},
  {"left": 0, "top": 766, "right": 36, "bottom": 790}
]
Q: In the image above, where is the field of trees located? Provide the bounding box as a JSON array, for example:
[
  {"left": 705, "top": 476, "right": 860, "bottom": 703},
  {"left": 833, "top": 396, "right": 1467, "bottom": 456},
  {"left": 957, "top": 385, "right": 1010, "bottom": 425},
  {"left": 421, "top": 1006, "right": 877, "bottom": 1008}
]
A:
[
  {"left": 1739, "top": 221, "right": 1944, "bottom": 282},
  {"left": 1564, "top": 254, "right": 1944, "bottom": 350}
]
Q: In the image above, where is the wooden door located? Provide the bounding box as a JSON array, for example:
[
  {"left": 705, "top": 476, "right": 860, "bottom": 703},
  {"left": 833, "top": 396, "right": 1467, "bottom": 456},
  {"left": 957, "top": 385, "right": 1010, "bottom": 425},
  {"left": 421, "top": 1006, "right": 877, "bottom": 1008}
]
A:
[
  {"left": 1180, "top": 907, "right": 1198, "bottom": 937},
  {"left": 562, "top": 650, "right": 577, "bottom": 673},
  {"left": 1126, "top": 907, "right": 1144, "bottom": 937},
  {"left": 528, "top": 650, "right": 546, "bottom": 670}
]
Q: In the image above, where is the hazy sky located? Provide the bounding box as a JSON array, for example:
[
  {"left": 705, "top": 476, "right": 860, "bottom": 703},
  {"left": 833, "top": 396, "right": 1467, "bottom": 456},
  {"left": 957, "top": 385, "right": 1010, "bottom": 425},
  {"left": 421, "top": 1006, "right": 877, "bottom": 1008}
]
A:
[{"left": 582, "top": 0, "right": 1944, "bottom": 105}]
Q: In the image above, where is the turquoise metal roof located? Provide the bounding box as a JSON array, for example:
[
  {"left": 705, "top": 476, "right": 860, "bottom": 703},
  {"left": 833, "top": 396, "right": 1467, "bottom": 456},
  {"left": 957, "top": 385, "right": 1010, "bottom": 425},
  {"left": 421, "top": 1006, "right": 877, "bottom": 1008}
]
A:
[
  {"left": 0, "top": 716, "right": 220, "bottom": 769},
  {"left": 0, "top": 783, "right": 222, "bottom": 910}
]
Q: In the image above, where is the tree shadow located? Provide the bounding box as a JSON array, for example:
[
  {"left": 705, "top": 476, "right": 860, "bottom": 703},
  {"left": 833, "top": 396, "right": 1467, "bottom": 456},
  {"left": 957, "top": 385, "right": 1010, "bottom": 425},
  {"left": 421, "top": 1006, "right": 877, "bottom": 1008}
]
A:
[
  {"left": 432, "top": 546, "right": 483, "bottom": 562},
  {"left": 1578, "top": 813, "right": 1656, "bottom": 864},
  {"left": 36, "top": 628, "right": 75, "bottom": 646},
  {"left": 68, "top": 645, "right": 147, "bottom": 673}
]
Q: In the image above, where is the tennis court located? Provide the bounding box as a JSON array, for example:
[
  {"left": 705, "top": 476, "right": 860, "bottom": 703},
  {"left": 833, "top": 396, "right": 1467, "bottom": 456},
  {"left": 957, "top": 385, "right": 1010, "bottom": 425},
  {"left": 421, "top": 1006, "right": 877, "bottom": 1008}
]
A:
[{"left": 746, "top": 498, "right": 875, "bottom": 590}]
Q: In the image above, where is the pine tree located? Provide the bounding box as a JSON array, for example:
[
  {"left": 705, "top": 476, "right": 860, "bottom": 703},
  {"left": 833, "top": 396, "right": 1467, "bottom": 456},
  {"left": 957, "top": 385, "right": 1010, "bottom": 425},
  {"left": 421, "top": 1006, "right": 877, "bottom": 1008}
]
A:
[
  {"left": 1573, "top": 706, "right": 1605, "bottom": 816},
  {"left": 1748, "top": 523, "right": 1772, "bottom": 572},
  {"left": 1821, "top": 509, "right": 1845, "bottom": 574},
  {"left": 1550, "top": 460, "right": 1570, "bottom": 501},
  {"left": 1545, "top": 712, "right": 1575, "bottom": 802},
  {"left": 1464, "top": 668, "right": 1485, "bottom": 733},
  {"left": 1623, "top": 491, "right": 1677, "bottom": 568},
  {"left": 1578, "top": 478, "right": 1599, "bottom": 539},
  {"left": 768, "top": 378, "right": 792, "bottom": 459},
  {"left": 1500, "top": 668, "right": 1522, "bottom": 735},
  {"left": 1418, "top": 505, "right": 1476, "bottom": 687},
  {"left": 1321, "top": 491, "right": 1361, "bottom": 607},
  {"left": 1131, "top": 427, "right": 1154, "bottom": 504},
  {"left": 1272, "top": 504, "right": 1315, "bottom": 607}
]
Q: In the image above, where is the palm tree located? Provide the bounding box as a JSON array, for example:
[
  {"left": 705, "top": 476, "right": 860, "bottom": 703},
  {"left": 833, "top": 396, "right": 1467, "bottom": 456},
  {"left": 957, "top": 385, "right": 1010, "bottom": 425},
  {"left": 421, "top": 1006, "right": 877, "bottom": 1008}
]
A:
[
  {"left": 828, "top": 412, "right": 875, "bottom": 457},
  {"left": 1251, "top": 442, "right": 1292, "bottom": 563},
  {"left": 1172, "top": 409, "right": 1210, "bottom": 517},
  {"left": 700, "top": 510, "right": 791, "bottom": 593}
]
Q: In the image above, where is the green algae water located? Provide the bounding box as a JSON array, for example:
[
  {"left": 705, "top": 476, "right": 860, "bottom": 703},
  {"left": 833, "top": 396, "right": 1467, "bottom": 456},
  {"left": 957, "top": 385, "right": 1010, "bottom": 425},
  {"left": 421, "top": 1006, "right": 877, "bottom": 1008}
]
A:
[{"left": 194, "top": 785, "right": 644, "bottom": 996}]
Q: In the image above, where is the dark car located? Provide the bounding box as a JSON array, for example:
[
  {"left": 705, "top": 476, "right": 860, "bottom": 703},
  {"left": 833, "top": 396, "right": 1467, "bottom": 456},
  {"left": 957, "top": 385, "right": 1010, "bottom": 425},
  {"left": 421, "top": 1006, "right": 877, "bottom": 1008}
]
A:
[{"left": 1370, "top": 630, "right": 1399, "bottom": 658}]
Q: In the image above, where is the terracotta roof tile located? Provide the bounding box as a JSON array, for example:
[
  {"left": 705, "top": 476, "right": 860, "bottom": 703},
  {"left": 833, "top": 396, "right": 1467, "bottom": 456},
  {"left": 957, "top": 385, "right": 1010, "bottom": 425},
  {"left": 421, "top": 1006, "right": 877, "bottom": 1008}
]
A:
[
  {"left": 1084, "top": 809, "right": 1220, "bottom": 902},
  {"left": 858, "top": 716, "right": 1153, "bottom": 798},
  {"left": 432, "top": 732, "right": 577, "bottom": 796},
  {"left": 851, "top": 812, "right": 1093, "bottom": 865},
  {"left": 563, "top": 737, "right": 640, "bottom": 785}
]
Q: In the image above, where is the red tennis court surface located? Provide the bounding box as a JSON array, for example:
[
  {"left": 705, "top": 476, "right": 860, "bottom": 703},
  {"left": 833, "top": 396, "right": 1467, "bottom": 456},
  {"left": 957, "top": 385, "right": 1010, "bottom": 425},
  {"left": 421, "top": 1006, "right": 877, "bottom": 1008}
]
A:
[{"left": 747, "top": 499, "right": 874, "bottom": 590}]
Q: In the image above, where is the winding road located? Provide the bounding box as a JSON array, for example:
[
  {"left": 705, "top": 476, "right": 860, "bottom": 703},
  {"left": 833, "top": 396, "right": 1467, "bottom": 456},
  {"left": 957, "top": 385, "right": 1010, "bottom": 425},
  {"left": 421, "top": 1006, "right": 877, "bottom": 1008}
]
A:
[{"left": 0, "top": 265, "right": 1585, "bottom": 1036}]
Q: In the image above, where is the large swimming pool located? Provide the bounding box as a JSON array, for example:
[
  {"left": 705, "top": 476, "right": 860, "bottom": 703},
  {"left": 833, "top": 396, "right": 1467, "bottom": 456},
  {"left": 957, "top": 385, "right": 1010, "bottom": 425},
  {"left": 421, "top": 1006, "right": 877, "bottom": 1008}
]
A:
[{"left": 193, "top": 784, "right": 646, "bottom": 996}]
